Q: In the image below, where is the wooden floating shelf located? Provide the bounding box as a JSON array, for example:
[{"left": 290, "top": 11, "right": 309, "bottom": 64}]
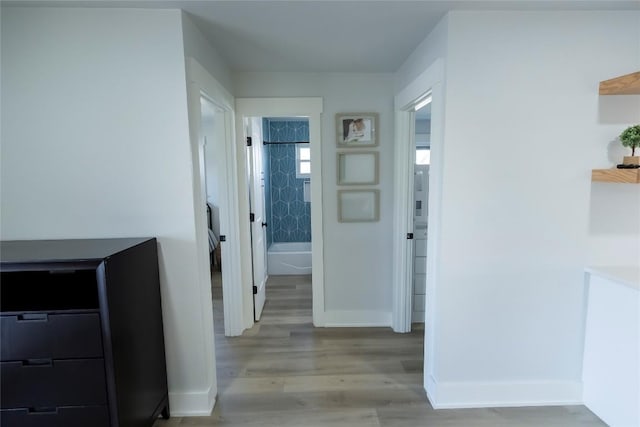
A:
[
  {"left": 599, "top": 71, "right": 640, "bottom": 95},
  {"left": 592, "top": 168, "right": 640, "bottom": 183}
]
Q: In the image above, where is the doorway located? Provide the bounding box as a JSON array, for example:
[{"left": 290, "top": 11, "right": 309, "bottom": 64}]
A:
[
  {"left": 200, "top": 96, "right": 229, "bottom": 324},
  {"left": 245, "top": 117, "right": 313, "bottom": 321},
  {"left": 412, "top": 101, "right": 432, "bottom": 324},
  {"left": 392, "top": 58, "right": 444, "bottom": 402},
  {"left": 186, "top": 59, "right": 244, "bottom": 342},
  {"left": 235, "top": 98, "right": 325, "bottom": 329}
]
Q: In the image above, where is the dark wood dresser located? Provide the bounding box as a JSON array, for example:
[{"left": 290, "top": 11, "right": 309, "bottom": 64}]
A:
[{"left": 0, "top": 238, "right": 170, "bottom": 427}]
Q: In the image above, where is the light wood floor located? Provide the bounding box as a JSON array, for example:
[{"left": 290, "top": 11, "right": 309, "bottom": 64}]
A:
[{"left": 154, "top": 274, "right": 605, "bottom": 427}]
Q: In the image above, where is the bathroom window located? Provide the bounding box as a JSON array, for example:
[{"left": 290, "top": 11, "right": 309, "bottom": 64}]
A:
[
  {"left": 416, "top": 148, "right": 431, "bottom": 165},
  {"left": 296, "top": 145, "right": 311, "bottom": 178}
]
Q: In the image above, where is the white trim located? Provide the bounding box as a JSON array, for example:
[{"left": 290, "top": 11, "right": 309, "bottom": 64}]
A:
[
  {"left": 322, "top": 310, "right": 392, "bottom": 327},
  {"left": 396, "top": 58, "right": 445, "bottom": 110},
  {"left": 308, "top": 108, "right": 325, "bottom": 328},
  {"left": 185, "top": 58, "right": 245, "bottom": 339},
  {"left": 235, "top": 98, "right": 325, "bottom": 328},
  {"left": 187, "top": 59, "right": 233, "bottom": 110},
  {"left": 425, "top": 374, "right": 438, "bottom": 407},
  {"left": 392, "top": 57, "right": 446, "bottom": 334},
  {"left": 428, "top": 379, "right": 583, "bottom": 409},
  {"left": 184, "top": 64, "right": 216, "bottom": 412},
  {"left": 392, "top": 58, "right": 445, "bottom": 404},
  {"left": 423, "top": 80, "right": 445, "bottom": 401},
  {"left": 168, "top": 387, "right": 216, "bottom": 417}
]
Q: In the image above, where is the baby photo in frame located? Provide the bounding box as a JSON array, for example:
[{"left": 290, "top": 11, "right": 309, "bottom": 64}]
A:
[{"left": 336, "top": 113, "right": 378, "bottom": 147}]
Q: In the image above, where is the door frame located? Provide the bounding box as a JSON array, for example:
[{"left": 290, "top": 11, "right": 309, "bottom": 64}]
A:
[
  {"left": 392, "top": 58, "right": 445, "bottom": 403},
  {"left": 235, "top": 98, "right": 325, "bottom": 329},
  {"left": 186, "top": 58, "right": 245, "bottom": 338}
]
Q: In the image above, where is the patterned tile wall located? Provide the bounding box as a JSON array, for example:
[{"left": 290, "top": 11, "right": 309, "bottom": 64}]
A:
[
  {"left": 266, "top": 119, "right": 309, "bottom": 143},
  {"left": 264, "top": 119, "right": 311, "bottom": 244}
]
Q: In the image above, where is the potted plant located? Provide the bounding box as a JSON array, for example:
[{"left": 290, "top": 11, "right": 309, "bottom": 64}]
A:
[{"left": 620, "top": 124, "right": 640, "bottom": 165}]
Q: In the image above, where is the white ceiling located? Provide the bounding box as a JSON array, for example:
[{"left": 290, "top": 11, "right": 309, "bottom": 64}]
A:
[{"left": 6, "top": 1, "right": 639, "bottom": 72}]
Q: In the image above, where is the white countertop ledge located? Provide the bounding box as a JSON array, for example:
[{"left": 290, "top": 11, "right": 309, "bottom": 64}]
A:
[{"left": 586, "top": 266, "right": 640, "bottom": 291}]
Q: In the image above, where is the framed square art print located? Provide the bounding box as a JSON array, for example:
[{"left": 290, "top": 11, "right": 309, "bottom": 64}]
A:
[
  {"left": 336, "top": 113, "right": 378, "bottom": 147},
  {"left": 337, "top": 189, "right": 379, "bottom": 222}
]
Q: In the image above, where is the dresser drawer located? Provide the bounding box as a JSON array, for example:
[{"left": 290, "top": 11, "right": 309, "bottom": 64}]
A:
[
  {"left": 0, "top": 313, "right": 103, "bottom": 361},
  {"left": 1, "top": 359, "right": 107, "bottom": 408},
  {"left": 0, "top": 405, "right": 109, "bottom": 427}
]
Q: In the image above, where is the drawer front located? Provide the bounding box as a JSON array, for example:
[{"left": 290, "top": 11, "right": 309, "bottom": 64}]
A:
[
  {"left": 1, "top": 359, "right": 107, "bottom": 408},
  {"left": 0, "top": 313, "right": 103, "bottom": 361},
  {"left": 0, "top": 406, "right": 109, "bottom": 427}
]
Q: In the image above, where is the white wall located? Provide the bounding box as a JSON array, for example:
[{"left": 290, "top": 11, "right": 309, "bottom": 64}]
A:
[
  {"left": 234, "top": 73, "right": 395, "bottom": 324},
  {"left": 588, "top": 183, "right": 640, "bottom": 267},
  {"left": 420, "top": 10, "right": 640, "bottom": 407},
  {"left": 1, "top": 7, "right": 217, "bottom": 415}
]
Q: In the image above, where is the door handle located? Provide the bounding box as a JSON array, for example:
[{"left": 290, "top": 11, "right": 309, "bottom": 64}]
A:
[{"left": 262, "top": 222, "right": 268, "bottom": 228}]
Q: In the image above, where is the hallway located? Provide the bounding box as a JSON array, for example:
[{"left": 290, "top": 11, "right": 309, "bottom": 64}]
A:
[{"left": 154, "top": 275, "right": 604, "bottom": 427}]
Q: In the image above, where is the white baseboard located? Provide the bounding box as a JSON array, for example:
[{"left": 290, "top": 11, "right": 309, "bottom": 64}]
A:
[
  {"left": 428, "top": 378, "right": 583, "bottom": 409},
  {"left": 168, "top": 386, "right": 216, "bottom": 417},
  {"left": 425, "top": 374, "right": 438, "bottom": 407},
  {"left": 321, "top": 310, "right": 392, "bottom": 327}
]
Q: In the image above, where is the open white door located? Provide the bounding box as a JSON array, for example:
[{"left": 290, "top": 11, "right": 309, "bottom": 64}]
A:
[{"left": 246, "top": 117, "right": 268, "bottom": 321}]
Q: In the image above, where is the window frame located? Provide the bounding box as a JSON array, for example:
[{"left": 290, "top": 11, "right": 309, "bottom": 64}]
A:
[{"left": 296, "top": 144, "right": 311, "bottom": 178}]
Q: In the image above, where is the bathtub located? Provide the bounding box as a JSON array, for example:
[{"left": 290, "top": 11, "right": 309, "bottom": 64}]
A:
[{"left": 267, "top": 242, "right": 312, "bottom": 275}]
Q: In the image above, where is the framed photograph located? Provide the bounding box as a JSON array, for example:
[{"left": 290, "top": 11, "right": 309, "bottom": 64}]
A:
[
  {"left": 336, "top": 113, "right": 378, "bottom": 147},
  {"left": 337, "top": 151, "right": 379, "bottom": 185},
  {"left": 338, "top": 189, "right": 380, "bottom": 222}
]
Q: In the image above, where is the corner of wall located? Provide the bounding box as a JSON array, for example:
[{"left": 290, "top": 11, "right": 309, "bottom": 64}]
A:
[
  {"left": 393, "top": 12, "right": 449, "bottom": 93},
  {"left": 180, "top": 11, "right": 234, "bottom": 96},
  {"left": 169, "top": 386, "right": 216, "bottom": 417}
]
